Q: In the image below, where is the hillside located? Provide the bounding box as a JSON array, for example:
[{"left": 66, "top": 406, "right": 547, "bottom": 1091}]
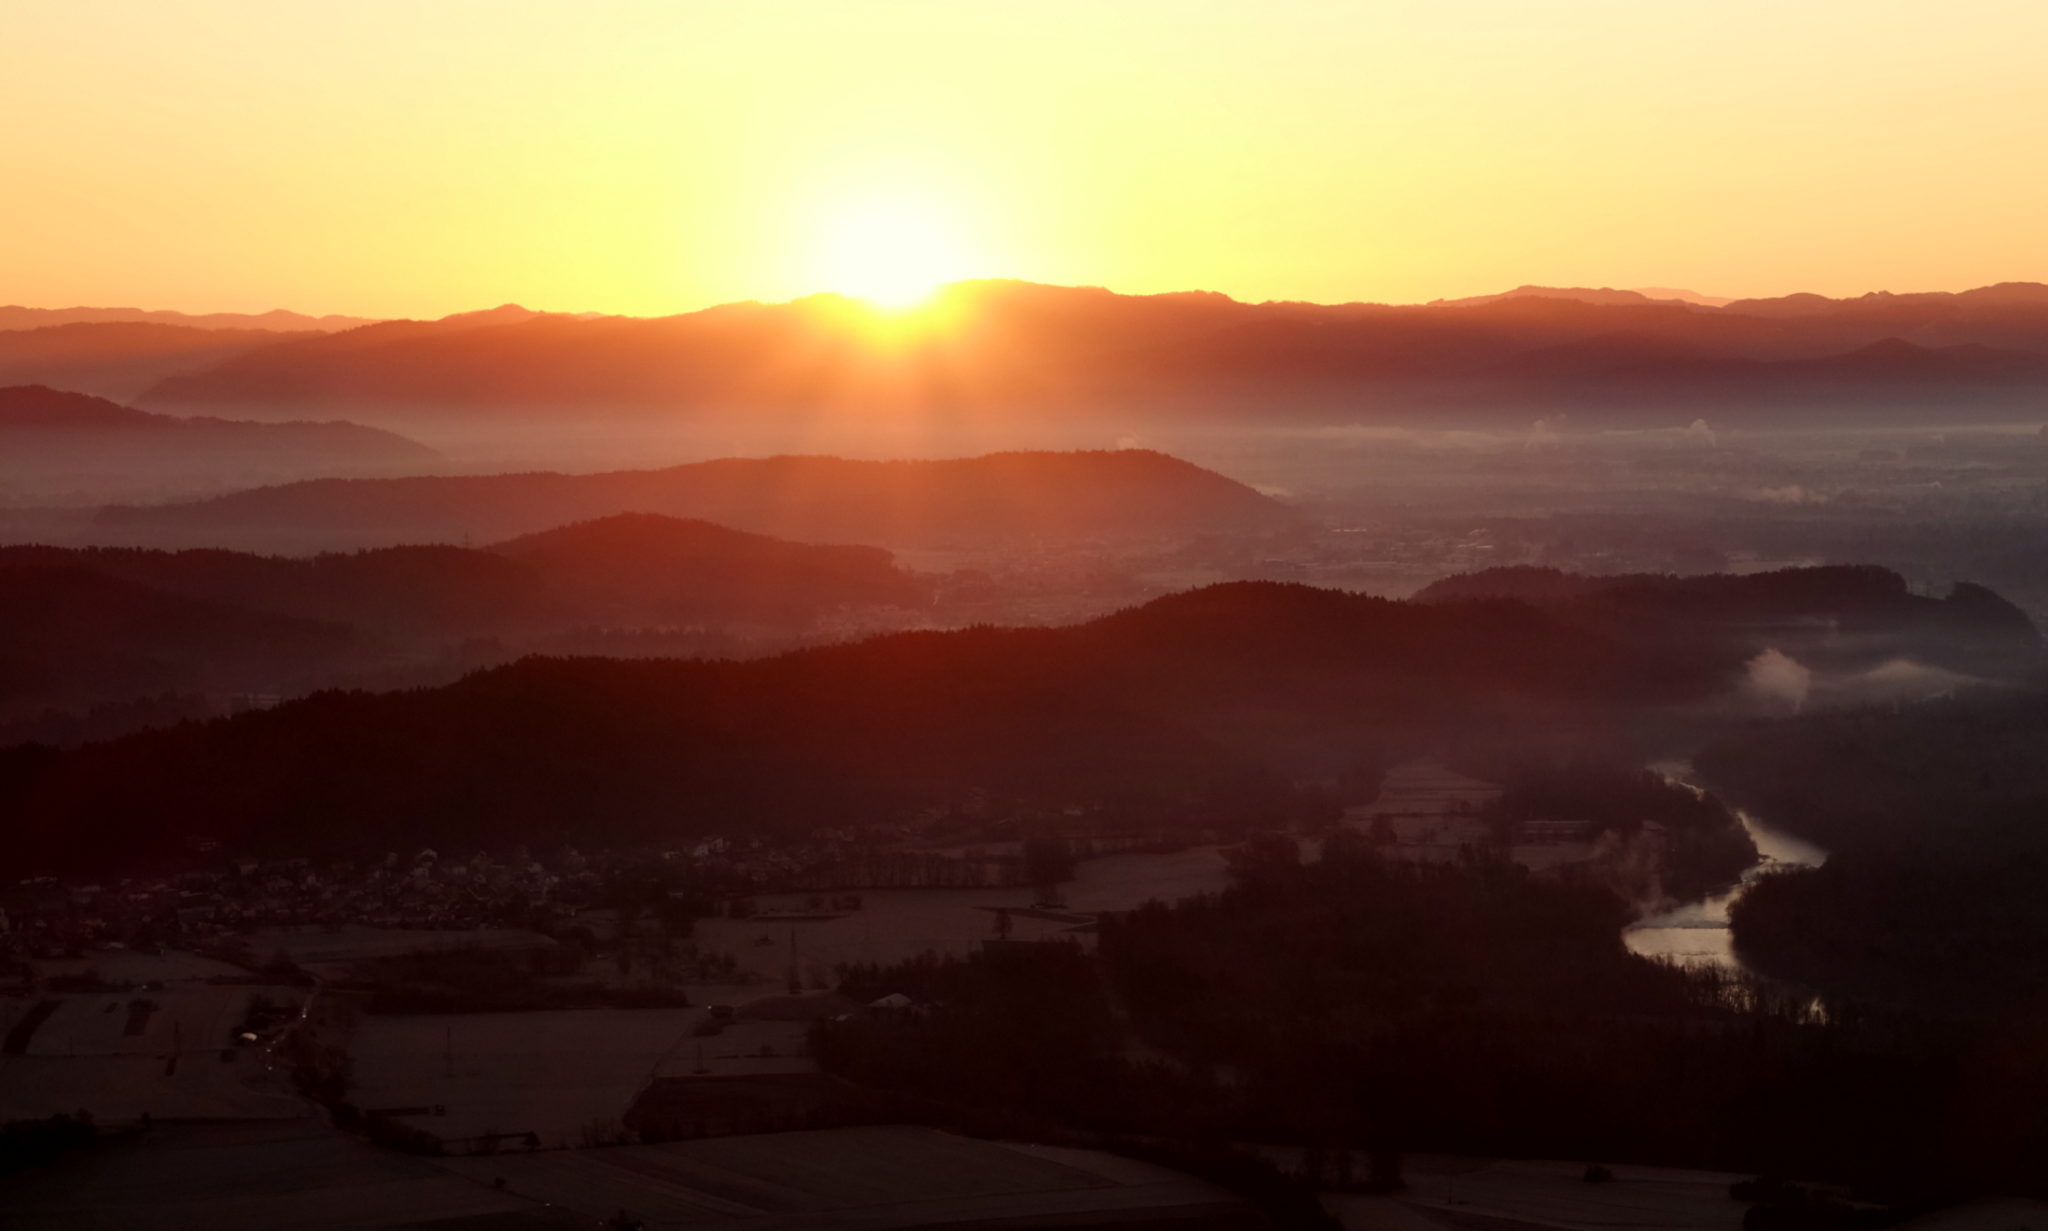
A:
[
  {"left": 0, "top": 566, "right": 357, "bottom": 722},
  {"left": 0, "top": 516, "right": 924, "bottom": 637},
  {"left": 0, "top": 323, "right": 293, "bottom": 401},
  {"left": 0, "top": 578, "right": 1808, "bottom": 873},
  {"left": 117, "top": 278, "right": 2048, "bottom": 427},
  {"left": 1416, "top": 564, "right": 2041, "bottom": 677},
  {"left": 489, "top": 514, "right": 925, "bottom": 621},
  {"left": 0, "top": 385, "right": 437, "bottom": 498},
  {"left": 92, "top": 449, "right": 1299, "bottom": 551},
  {"left": 0, "top": 515, "right": 935, "bottom": 748}
]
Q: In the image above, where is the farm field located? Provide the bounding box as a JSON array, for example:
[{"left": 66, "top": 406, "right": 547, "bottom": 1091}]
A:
[
  {"left": 1062, "top": 844, "right": 1234, "bottom": 911},
  {"left": 346, "top": 1006, "right": 698, "bottom": 1148},
  {"left": 1391, "top": 1156, "right": 1753, "bottom": 1231},
  {"left": 0, "top": 1120, "right": 549, "bottom": 1231},
  {"left": 428, "top": 1124, "right": 1250, "bottom": 1229},
  {"left": 650, "top": 1016, "right": 814, "bottom": 1080},
  {"left": 32, "top": 948, "right": 250, "bottom": 984},
  {"left": 692, "top": 888, "right": 1091, "bottom": 987},
  {"left": 1330, "top": 1158, "right": 2048, "bottom": 1231},
  {"left": 241, "top": 925, "right": 559, "bottom": 978},
  {"left": 2, "top": 952, "right": 309, "bottom": 1122},
  {"left": 0, "top": 1120, "right": 1247, "bottom": 1229},
  {"left": 1342, "top": 761, "right": 1502, "bottom": 854}
]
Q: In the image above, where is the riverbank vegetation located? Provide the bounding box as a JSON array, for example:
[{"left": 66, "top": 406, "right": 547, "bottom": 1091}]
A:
[
  {"left": 1703, "top": 690, "right": 2048, "bottom": 1016},
  {"left": 816, "top": 835, "right": 2048, "bottom": 1200}
]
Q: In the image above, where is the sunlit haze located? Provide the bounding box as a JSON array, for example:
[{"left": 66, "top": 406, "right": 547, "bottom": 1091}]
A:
[{"left": 7, "top": 0, "right": 2048, "bottom": 318}]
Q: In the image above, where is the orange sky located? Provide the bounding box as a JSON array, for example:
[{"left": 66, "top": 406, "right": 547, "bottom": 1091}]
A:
[{"left": 5, "top": 0, "right": 2047, "bottom": 318}]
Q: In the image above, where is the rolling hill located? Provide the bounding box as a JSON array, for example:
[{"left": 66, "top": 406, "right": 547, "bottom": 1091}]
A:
[
  {"left": 91, "top": 448, "right": 1300, "bottom": 551},
  {"left": 0, "top": 385, "right": 437, "bottom": 499},
  {"left": 0, "top": 324, "right": 300, "bottom": 402},
  {"left": 0, "top": 515, "right": 925, "bottom": 637},
  {"left": 6, "top": 566, "right": 2030, "bottom": 874},
  {"left": 0, "top": 565, "right": 357, "bottom": 723}
]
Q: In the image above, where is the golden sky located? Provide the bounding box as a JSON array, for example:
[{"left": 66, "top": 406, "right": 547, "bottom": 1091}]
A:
[{"left": 6, "top": 0, "right": 2047, "bottom": 318}]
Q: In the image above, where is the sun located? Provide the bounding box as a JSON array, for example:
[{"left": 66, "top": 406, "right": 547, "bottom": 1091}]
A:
[{"left": 814, "top": 191, "right": 977, "bottom": 309}]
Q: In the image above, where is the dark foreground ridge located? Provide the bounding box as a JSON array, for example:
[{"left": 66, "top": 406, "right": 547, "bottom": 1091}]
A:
[{"left": 4, "top": 566, "right": 2033, "bottom": 876}]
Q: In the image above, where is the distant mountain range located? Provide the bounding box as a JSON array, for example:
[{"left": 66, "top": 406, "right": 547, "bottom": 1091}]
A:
[
  {"left": 0, "top": 385, "right": 435, "bottom": 499},
  {"left": 0, "top": 305, "right": 377, "bottom": 332},
  {"left": 4, "top": 564, "right": 2033, "bottom": 874},
  {"left": 45, "top": 279, "right": 2047, "bottom": 428},
  {"left": 91, "top": 448, "right": 1299, "bottom": 551},
  {"left": 0, "top": 323, "right": 299, "bottom": 401}
]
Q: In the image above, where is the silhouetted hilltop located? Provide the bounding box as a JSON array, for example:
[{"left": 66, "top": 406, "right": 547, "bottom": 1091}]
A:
[
  {"left": 118, "top": 278, "right": 2048, "bottom": 426},
  {"left": 94, "top": 449, "right": 1297, "bottom": 551},
  {"left": 489, "top": 514, "right": 924, "bottom": 620},
  {"left": 1426, "top": 285, "right": 1707, "bottom": 309}
]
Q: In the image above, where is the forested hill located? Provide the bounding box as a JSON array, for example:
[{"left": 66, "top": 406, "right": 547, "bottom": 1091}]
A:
[
  {"left": 0, "top": 566, "right": 356, "bottom": 721},
  {"left": 91, "top": 449, "right": 1298, "bottom": 551},
  {"left": 1416, "top": 564, "right": 2040, "bottom": 675},
  {"left": 0, "top": 384, "right": 430, "bottom": 463},
  {"left": 0, "top": 515, "right": 923, "bottom": 638},
  {"left": 1, "top": 581, "right": 1733, "bottom": 875},
  {"left": 1706, "top": 690, "right": 2048, "bottom": 1014}
]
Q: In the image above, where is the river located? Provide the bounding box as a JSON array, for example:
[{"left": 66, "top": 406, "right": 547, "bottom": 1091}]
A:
[{"left": 1623, "top": 788, "right": 1828, "bottom": 973}]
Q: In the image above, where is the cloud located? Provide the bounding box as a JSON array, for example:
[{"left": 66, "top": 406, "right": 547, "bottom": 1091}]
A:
[
  {"left": 1742, "top": 648, "right": 1811, "bottom": 712},
  {"left": 1752, "top": 485, "right": 1826, "bottom": 505}
]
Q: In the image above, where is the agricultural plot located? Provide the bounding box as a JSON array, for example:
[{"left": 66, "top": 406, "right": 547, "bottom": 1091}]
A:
[
  {"left": 11, "top": 984, "right": 292, "bottom": 1059},
  {"left": 429, "top": 1124, "right": 1249, "bottom": 1229},
  {"left": 1383, "top": 1156, "right": 1753, "bottom": 1231},
  {"left": 33, "top": 948, "right": 250, "bottom": 984},
  {"left": 241, "top": 925, "right": 558, "bottom": 979},
  {"left": 692, "top": 888, "right": 1089, "bottom": 987},
  {"left": 0, "top": 1051, "right": 306, "bottom": 1122},
  {"left": 0, "top": 1120, "right": 546, "bottom": 1231},
  {"left": 1062, "top": 844, "right": 1234, "bottom": 911},
  {"left": 650, "top": 1017, "right": 815, "bottom": 1080},
  {"left": 1343, "top": 761, "right": 1502, "bottom": 858},
  {"left": 346, "top": 1007, "right": 697, "bottom": 1148},
  {"left": 1897, "top": 1199, "right": 2048, "bottom": 1231},
  {"left": 0, "top": 957, "right": 308, "bottom": 1122}
]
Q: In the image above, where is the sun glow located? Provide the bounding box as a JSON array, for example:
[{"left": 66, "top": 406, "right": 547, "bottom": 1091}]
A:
[{"left": 813, "top": 191, "right": 979, "bottom": 309}]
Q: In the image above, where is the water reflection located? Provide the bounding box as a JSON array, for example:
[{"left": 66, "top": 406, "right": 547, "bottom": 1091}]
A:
[{"left": 1624, "top": 806, "right": 1828, "bottom": 973}]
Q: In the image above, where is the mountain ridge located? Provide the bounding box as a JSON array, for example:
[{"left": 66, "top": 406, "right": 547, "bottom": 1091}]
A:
[{"left": 118, "top": 278, "right": 2048, "bottom": 426}]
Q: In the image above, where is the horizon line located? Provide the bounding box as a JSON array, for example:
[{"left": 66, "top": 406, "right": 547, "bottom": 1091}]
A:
[{"left": 12, "top": 274, "right": 2048, "bottom": 326}]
